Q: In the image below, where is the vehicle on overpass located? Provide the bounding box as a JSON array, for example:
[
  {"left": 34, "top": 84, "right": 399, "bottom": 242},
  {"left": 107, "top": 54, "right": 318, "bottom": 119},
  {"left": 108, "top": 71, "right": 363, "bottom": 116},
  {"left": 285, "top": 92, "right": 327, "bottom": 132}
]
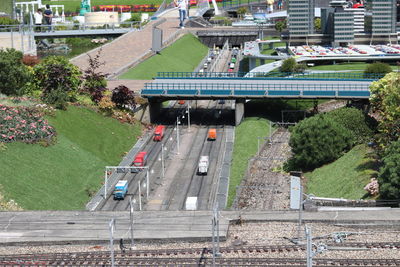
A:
[
  {"left": 113, "top": 180, "right": 128, "bottom": 200},
  {"left": 198, "top": 156, "right": 209, "bottom": 175},
  {"left": 153, "top": 125, "right": 165, "bottom": 141}
]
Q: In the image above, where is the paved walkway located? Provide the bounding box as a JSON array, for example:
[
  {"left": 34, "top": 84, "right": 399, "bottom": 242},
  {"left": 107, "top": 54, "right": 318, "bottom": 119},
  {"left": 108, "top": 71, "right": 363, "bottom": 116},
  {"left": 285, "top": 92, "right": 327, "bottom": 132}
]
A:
[
  {"left": 0, "top": 209, "right": 399, "bottom": 244},
  {"left": 71, "top": 13, "right": 183, "bottom": 82}
]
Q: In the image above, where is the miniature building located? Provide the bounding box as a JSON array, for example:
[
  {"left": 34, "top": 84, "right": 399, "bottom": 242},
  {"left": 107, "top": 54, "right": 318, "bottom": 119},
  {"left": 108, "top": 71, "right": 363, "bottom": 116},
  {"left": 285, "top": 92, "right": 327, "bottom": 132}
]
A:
[{"left": 287, "top": 0, "right": 315, "bottom": 36}]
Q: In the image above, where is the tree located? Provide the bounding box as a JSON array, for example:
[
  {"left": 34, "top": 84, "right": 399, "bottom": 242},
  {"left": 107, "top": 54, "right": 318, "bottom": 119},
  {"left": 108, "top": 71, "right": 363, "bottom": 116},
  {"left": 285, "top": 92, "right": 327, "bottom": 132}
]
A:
[
  {"left": 111, "top": 85, "right": 135, "bottom": 109},
  {"left": 236, "top": 7, "right": 248, "bottom": 19},
  {"left": 0, "top": 48, "right": 30, "bottom": 96},
  {"left": 369, "top": 72, "right": 400, "bottom": 148},
  {"left": 378, "top": 139, "right": 400, "bottom": 199},
  {"left": 364, "top": 62, "right": 392, "bottom": 79},
  {"left": 326, "top": 107, "right": 375, "bottom": 144},
  {"left": 314, "top": 18, "right": 321, "bottom": 31},
  {"left": 280, "top": 57, "right": 297, "bottom": 73},
  {"left": 275, "top": 19, "right": 287, "bottom": 33},
  {"left": 33, "top": 56, "right": 82, "bottom": 109},
  {"left": 285, "top": 115, "right": 353, "bottom": 171},
  {"left": 82, "top": 49, "right": 107, "bottom": 103}
]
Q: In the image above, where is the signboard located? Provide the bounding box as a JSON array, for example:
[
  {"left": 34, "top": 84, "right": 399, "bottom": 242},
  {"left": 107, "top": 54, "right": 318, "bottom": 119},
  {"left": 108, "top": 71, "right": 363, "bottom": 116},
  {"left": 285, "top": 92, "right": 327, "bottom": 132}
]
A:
[
  {"left": 290, "top": 176, "right": 301, "bottom": 209},
  {"left": 152, "top": 27, "right": 162, "bottom": 53}
]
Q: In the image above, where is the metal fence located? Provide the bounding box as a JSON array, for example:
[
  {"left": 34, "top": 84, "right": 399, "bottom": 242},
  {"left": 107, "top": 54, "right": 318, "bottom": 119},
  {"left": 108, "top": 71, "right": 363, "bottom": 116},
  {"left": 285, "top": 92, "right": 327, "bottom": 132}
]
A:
[
  {"left": 0, "top": 25, "right": 36, "bottom": 54},
  {"left": 156, "top": 71, "right": 384, "bottom": 80},
  {"left": 141, "top": 82, "right": 371, "bottom": 98},
  {"left": 222, "top": 0, "right": 267, "bottom": 9}
]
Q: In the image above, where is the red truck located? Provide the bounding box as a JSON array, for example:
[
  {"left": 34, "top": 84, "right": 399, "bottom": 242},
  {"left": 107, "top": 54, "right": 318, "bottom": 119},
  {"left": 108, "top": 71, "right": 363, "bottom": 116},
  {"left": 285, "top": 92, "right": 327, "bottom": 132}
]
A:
[
  {"left": 153, "top": 125, "right": 165, "bottom": 141},
  {"left": 132, "top": 151, "right": 148, "bottom": 169}
]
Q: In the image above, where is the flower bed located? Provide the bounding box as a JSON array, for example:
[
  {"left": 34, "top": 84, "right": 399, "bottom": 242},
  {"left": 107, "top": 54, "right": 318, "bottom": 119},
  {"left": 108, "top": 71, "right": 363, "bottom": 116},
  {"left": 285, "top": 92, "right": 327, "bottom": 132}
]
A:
[{"left": 0, "top": 104, "right": 56, "bottom": 143}]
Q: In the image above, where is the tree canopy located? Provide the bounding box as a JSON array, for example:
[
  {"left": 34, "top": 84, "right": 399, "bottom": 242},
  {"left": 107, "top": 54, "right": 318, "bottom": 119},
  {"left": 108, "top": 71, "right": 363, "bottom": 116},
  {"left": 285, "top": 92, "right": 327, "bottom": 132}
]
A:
[{"left": 369, "top": 72, "right": 400, "bottom": 148}]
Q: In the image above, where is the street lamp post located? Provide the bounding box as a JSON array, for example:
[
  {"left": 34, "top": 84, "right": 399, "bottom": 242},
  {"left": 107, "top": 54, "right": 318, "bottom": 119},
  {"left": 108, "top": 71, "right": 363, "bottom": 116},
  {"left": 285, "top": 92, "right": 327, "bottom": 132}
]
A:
[
  {"left": 161, "top": 143, "right": 165, "bottom": 179},
  {"left": 176, "top": 116, "right": 180, "bottom": 154},
  {"left": 187, "top": 101, "right": 191, "bottom": 131}
]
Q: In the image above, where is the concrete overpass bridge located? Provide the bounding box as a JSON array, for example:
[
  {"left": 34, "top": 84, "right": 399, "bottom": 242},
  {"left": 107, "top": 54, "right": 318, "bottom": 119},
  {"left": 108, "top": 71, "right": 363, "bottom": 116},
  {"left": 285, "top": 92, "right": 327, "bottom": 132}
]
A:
[{"left": 141, "top": 72, "right": 375, "bottom": 125}]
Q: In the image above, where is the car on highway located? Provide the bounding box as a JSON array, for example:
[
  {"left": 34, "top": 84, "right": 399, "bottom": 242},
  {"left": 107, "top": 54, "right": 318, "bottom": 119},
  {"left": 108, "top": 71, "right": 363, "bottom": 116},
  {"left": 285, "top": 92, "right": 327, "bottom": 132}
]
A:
[
  {"left": 132, "top": 151, "right": 147, "bottom": 172},
  {"left": 153, "top": 125, "right": 165, "bottom": 141},
  {"left": 198, "top": 156, "right": 209, "bottom": 175},
  {"left": 113, "top": 180, "right": 128, "bottom": 200}
]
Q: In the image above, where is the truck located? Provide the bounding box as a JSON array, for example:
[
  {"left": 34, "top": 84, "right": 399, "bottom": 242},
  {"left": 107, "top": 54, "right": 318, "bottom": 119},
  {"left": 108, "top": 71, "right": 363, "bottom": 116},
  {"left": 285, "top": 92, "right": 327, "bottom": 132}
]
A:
[
  {"left": 132, "top": 151, "right": 147, "bottom": 172},
  {"left": 153, "top": 125, "right": 165, "bottom": 141},
  {"left": 208, "top": 128, "right": 217, "bottom": 141},
  {"left": 198, "top": 156, "right": 209, "bottom": 175},
  {"left": 113, "top": 180, "right": 128, "bottom": 200}
]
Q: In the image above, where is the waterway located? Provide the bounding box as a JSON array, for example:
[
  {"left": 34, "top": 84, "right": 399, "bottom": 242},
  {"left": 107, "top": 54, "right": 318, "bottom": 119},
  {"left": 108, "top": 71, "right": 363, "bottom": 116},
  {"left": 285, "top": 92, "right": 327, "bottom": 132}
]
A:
[{"left": 36, "top": 37, "right": 110, "bottom": 59}]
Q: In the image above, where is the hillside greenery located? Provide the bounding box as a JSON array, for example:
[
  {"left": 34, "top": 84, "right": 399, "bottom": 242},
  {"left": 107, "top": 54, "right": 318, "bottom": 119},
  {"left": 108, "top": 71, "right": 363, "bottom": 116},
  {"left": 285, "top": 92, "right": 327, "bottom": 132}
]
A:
[
  {"left": 119, "top": 34, "right": 208, "bottom": 80},
  {"left": 0, "top": 105, "right": 142, "bottom": 210}
]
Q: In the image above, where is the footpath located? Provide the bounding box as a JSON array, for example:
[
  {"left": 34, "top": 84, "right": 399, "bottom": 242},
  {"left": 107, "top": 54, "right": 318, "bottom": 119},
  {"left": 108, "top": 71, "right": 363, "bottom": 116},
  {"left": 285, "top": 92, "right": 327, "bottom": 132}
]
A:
[
  {"left": 70, "top": 13, "right": 184, "bottom": 92},
  {"left": 0, "top": 209, "right": 399, "bottom": 244}
]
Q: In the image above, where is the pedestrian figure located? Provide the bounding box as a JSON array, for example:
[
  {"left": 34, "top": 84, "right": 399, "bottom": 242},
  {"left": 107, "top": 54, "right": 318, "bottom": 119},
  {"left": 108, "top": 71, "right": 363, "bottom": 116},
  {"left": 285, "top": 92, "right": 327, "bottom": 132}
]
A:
[
  {"left": 43, "top": 4, "right": 53, "bottom": 32},
  {"left": 267, "top": 0, "right": 275, "bottom": 13},
  {"left": 277, "top": 0, "right": 283, "bottom": 10},
  {"left": 174, "top": 0, "right": 187, "bottom": 29},
  {"left": 34, "top": 9, "right": 43, "bottom": 32}
]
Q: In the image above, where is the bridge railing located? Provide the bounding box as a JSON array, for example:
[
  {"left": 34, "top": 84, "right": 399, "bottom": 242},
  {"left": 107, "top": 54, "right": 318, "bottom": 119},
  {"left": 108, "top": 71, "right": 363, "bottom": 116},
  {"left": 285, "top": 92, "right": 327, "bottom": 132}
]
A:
[
  {"left": 156, "top": 71, "right": 384, "bottom": 80},
  {"left": 222, "top": 0, "right": 266, "bottom": 9},
  {"left": 0, "top": 21, "right": 142, "bottom": 33},
  {"left": 142, "top": 82, "right": 370, "bottom": 98}
]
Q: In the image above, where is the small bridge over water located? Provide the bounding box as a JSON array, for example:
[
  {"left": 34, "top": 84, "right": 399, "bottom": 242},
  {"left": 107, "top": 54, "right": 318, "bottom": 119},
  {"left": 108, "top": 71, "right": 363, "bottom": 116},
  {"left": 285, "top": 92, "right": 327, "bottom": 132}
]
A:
[{"left": 141, "top": 72, "right": 376, "bottom": 125}]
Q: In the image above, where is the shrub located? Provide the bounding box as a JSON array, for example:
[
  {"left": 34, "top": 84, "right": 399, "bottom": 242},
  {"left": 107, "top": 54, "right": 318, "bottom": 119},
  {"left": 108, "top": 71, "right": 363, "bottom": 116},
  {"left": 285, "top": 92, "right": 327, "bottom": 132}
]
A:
[
  {"left": 378, "top": 139, "right": 400, "bottom": 199},
  {"left": 280, "top": 57, "right": 296, "bottom": 73},
  {"left": 33, "top": 56, "right": 82, "bottom": 109},
  {"left": 22, "top": 55, "right": 40, "bottom": 67},
  {"left": 81, "top": 49, "right": 107, "bottom": 103},
  {"left": 364, "top": 62, "right": 392, "bottom": 78},
  {"left": 326, "top": 107, "right": 374, "bottom": 144},
  {"left": 111, "top": 85, "right": 135, "bottom": 109},
  {"left": 0, "top": 17, "right": 19, "bottom": 26},
  {"left": 0, "top": 49, "right": 31, "bottom": 96},
  {"left": 0, "top": 104, "right": 56, "bottom": 143},
  {"left": 285, "top": 115, "right": 353, "bottom": 171},
  {"left": 98, "top": 95, "right": 115, "bottom": 116}
]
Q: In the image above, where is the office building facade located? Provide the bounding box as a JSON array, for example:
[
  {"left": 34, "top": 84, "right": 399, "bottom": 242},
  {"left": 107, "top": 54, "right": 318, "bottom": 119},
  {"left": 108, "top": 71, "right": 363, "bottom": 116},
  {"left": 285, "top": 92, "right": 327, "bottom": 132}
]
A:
[{"left": 288, "top": 0, "right": 315, "bottom": 36}]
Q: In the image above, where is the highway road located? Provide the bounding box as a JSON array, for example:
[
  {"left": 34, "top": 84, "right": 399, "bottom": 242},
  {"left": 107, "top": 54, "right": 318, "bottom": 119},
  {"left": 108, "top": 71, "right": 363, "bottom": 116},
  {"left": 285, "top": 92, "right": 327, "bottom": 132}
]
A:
[{"left": 98, "top": 100, "right": 234, "bottom": 211}]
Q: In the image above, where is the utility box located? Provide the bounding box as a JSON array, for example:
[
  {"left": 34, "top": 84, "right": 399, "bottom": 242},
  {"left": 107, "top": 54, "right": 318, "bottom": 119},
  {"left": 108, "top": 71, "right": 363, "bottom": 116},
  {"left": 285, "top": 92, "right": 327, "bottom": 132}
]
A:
[
  {"left": 152, "top": 27, "right": 162, "bottom": 52},
  {"left": 185, "top": 197, "right": 198, "bottom": 210}
]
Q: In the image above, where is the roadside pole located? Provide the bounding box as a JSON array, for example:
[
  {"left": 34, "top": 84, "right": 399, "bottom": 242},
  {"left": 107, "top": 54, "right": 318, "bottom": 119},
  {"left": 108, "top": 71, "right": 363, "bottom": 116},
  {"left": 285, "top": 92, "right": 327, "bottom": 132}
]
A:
[
  {"left": 129, "top": 196, "right": 134, "bottom": 248},
  {"left": 109, "top": 218, "right": 116, "bottom": 267}
]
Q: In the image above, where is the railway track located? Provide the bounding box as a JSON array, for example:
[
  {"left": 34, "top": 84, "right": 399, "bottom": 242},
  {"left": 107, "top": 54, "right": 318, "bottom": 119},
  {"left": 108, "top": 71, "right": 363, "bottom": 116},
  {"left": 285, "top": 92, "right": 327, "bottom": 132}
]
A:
[
  {"left": 2, "top": 253, "right": 399, "bottom": 266},
  {"left": 234, "top": 127, "right": 292, "bottom": 210},
  {"left": 3, "top": 242, "right": 400, "bottom": 260}
]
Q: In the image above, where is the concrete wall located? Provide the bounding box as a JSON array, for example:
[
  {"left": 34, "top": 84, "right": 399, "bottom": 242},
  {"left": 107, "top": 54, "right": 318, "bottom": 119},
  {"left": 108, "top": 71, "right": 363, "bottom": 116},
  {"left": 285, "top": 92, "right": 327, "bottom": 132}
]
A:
[{"left": 235, "top": 99, "right": 245, "bottom": 126}]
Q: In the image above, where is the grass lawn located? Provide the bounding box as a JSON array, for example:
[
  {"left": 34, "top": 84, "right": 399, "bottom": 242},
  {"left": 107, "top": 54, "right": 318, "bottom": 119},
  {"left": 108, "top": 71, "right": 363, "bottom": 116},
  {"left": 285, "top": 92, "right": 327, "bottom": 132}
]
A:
[
  {"left": 309, "top": 62, "right": 398, "bottom": 71},
  {"left": 0, "top": 105, "right": 142, "bottom": 210},
  {"left": 119, "top": 34, "right": 208, "bottom": 80},
  {"left": 227, "top": 117, "right": 273, "bottom": 208},
  {"left": 305, "top": 144, "right": 377, "bottom": 199}
]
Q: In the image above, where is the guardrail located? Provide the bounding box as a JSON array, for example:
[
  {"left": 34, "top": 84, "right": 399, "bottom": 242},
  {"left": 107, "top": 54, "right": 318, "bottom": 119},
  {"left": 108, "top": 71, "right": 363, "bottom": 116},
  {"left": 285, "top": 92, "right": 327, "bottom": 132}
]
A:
[
  {"left": 141, "top": 82, "right": 371, "bottom": 98},
  {"left": 0, "top": 21, "right": 142, "bottom": 33},
  {"left": 156, "top": 71, "right": 384, "bottom": 80},
  {"left": 222, "top": 0, "right": 267, "bottom": 8}
]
